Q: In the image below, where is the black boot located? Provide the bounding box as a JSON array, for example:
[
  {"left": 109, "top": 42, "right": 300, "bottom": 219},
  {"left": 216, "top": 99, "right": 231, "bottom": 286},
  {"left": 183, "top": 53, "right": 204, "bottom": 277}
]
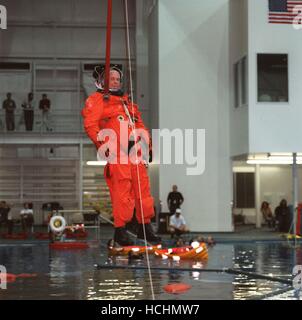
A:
[
  {"left": 114, "top": 227, "right": 134, "bottom": 246},
  {"left": 137, "top": 224, "right": 161, "bottom": 243}
]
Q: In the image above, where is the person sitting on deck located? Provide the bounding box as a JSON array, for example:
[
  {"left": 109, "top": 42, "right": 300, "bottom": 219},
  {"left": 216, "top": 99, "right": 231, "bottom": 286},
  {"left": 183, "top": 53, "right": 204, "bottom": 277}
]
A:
[
  {"left": 261, "top": 201, "right": 275, "bottom": 229},
  {"left": 20, "top": 202, "right": 34, "bottom": 234},
  {"left": 169, "top": 208, "right": 189, "bottom": 238}
]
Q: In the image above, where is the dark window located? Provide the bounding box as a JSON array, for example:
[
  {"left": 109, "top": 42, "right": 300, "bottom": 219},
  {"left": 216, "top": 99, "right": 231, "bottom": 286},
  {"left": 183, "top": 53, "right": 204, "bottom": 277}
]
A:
[
  {"left": 0, "top": 62, "right": 30, "bottom": 70},
  {"left": 257, "top": 54, "right": 288, "bottom": 102},
  {"left": 234, "top": 172, "right": 255, "bottom": 208}
]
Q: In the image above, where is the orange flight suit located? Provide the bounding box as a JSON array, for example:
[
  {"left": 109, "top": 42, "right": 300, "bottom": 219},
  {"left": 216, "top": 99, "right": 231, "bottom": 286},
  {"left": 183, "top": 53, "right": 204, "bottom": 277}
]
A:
[{"left": 82, "top": 91, "right": 154, "bottom": 227}]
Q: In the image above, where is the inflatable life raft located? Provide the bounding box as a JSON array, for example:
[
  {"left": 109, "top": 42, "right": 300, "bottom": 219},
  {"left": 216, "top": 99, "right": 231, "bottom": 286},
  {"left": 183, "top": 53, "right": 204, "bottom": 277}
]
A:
[
  {"left": 34, "top": 232, "right": 50, "bottom": 240},
  {"left": 1, "top": 233, "right": 28, "bottom": 240},
  {"left": 65, "top": 229, "right": 88, "bottom": 239},
  {"left": 49, "top": 241, "right": 89, "bottom": 250},
  {"left": 108, "top": 244, "right": 162, "bottom": 256},
  {"left": 153, "top": 242, "right": 208, "bottom": 261},
  {"left": 163, "top": 283, "right": 192, "bottom": 294},
  {"left": 0, "top": 273, "right": 37, "bottom": 283}
]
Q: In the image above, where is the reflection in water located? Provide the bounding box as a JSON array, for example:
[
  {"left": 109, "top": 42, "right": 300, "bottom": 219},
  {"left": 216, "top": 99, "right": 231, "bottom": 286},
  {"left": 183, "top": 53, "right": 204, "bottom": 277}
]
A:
[
  {"left": 87, "top": 278, "right": 143, "bottom": 300},
  {"left": 232, "top": 242, "right": 296, "bottom": 300},
  {"left": 0, "top": 241, "right": 300, "bottom": 300}
]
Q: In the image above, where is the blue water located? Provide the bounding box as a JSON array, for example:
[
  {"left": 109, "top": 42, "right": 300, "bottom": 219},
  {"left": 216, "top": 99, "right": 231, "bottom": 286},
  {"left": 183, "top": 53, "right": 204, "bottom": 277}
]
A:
[{"left": 0, "top": 240, "right": 300, "bottom": 300}]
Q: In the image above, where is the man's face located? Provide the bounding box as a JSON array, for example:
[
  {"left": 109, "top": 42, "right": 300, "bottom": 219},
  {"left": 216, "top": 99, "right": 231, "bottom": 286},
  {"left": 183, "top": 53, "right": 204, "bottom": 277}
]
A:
[
  {"left": 109, "top": 70, "right": 121, "bottom": 90},
  {"left": 7, "top": 93, "right": 11, "bottom": 99},
  {"left": 173, "top": 185, "right": 177, "bottom": 192}
]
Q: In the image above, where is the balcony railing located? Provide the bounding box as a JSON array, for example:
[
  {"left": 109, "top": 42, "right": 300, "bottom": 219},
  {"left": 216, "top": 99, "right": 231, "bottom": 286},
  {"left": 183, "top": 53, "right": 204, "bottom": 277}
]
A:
[{"left": 0, "top": 109, "right": 84, "bottom": 135}]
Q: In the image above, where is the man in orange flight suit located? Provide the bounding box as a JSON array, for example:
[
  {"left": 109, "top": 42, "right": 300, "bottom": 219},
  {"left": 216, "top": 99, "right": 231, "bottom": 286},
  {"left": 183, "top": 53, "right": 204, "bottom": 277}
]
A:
[{"left": 82, "top": 66, "right": 160, "bottom": 246}]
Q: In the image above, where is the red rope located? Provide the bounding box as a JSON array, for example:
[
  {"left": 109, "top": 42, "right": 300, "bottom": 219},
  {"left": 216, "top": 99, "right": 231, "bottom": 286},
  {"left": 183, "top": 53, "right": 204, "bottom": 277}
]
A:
[{"left": 104, "top": 0, "right": 113, "bottom": 97}]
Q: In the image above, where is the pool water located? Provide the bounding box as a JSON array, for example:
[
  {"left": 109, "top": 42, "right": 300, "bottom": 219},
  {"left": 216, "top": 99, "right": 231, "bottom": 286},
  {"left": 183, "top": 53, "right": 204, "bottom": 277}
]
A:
[{"left": 0, "top": 240, "right": 300, "bottom": 300}]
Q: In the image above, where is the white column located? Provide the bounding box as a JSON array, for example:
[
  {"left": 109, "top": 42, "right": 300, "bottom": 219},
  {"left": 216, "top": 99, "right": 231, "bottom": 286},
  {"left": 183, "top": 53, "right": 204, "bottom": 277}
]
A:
[
  {"left": 255, "top": 164, "right": 261, "bottom": 228},
  {"left": 156, "top": 0, "right": 232, "bottom": 232}
]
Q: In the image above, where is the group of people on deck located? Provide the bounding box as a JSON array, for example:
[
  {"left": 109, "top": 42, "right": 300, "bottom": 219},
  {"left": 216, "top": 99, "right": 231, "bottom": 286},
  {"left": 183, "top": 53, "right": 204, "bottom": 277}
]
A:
[{"left": 261, "top": 199, "right": 292, "bottom": 232}]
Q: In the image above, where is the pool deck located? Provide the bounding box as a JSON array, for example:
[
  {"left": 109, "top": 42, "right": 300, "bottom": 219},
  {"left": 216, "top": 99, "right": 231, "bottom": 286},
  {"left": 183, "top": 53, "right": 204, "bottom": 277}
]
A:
[
  {"left": 194, "top": 225, "right": 297, "bottom": 243},
  {"left": 0, "top": 224, "right": 299, "bottom": 245}
]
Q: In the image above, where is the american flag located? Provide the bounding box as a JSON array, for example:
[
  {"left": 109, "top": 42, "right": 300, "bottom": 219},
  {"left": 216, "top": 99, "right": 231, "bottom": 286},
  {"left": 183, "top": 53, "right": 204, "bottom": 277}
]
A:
[{"left": 269, "top": 0, "right": 302, "bottom": 24}]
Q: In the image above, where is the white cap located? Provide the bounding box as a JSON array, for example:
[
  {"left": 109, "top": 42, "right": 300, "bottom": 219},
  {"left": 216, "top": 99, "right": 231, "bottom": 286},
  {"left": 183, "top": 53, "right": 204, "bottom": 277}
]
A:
[{"left": 176, "top": 208, "right": 182, "bottom": 214}]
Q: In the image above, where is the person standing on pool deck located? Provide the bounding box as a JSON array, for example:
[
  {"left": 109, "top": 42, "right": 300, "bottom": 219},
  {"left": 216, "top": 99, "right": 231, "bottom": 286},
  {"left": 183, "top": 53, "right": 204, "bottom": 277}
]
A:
[{"left": 167, "top": 185, "right": 184, "bottom": 216}]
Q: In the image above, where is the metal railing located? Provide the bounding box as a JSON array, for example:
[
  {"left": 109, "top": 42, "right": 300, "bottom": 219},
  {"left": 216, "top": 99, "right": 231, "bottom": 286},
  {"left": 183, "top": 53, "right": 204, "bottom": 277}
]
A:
[{"left": 0, "top": 109, "right": 84, "bottom": 134}]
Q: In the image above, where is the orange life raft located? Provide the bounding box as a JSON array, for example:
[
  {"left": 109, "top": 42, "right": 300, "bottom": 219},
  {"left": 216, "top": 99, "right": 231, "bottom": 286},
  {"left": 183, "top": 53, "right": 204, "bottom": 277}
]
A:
[
  {"left": 49, "top": 241, "right": 89, "bottom": 250},
  {"left": 108, "top": 244, "right": 162, "bottom": 256},
  {"left": 0, "top": 273, "right": 37, "bottom": 283},
  {"left": 65, "top": 230, "right": 88, "bottom": 239},
  {"left": 34, "top": 232, "right": 50, "bottom": 240},
  {"left": 154, "top": 242, "right": 208, "bottom": 261},
  {"left": 163, "top": 283, "right": 192, "bottom": 294},
  {"left": 1, "top": 233, "right": 28, "bottom": 240}
]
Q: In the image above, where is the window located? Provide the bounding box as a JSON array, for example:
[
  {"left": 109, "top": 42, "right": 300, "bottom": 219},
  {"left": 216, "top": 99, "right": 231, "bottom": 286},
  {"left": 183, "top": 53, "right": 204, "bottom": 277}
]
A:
[
  {"left": 234, "top": 172, "right": 255, "bottom": 208},
  {"left": 0, "top": 62, "right": 31, "bottom": 71},
  {"left": 234, "top": 56, "right": 248, "bottom": 108},
  {"left": 257, "top": 54, "right": 288, "bottom": 102}
]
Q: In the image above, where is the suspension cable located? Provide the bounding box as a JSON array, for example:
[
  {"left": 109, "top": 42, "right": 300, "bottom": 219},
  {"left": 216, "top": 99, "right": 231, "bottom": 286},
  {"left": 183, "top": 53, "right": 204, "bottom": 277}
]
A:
[
  {"left": 123, "top": 0, "right": 155, "bottom": 300},
  {"left": 104, "top": 0, "right": 113, "bottom": 98}
]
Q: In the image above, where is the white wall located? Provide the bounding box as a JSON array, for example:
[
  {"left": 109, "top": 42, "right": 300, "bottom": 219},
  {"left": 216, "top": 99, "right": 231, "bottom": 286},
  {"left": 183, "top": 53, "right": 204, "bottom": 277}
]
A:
[
  {"left": 148, "top": 0, "right": 160, "bottom": 211},
  {"left": 248, "top": 0, "right": 302, "bottom": 152},
  {"left": 0, "top": 0, "right": 135, "bottom": 59},
  {"left": 157, "top": 0, "right": 232, "bottom": 232}
]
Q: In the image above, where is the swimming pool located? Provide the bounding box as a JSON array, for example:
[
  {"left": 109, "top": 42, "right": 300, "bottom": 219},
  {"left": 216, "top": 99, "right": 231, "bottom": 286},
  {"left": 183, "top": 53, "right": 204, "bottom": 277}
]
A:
[{"left": 0, "top": 240, "right": 300, "bottom": 300}]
